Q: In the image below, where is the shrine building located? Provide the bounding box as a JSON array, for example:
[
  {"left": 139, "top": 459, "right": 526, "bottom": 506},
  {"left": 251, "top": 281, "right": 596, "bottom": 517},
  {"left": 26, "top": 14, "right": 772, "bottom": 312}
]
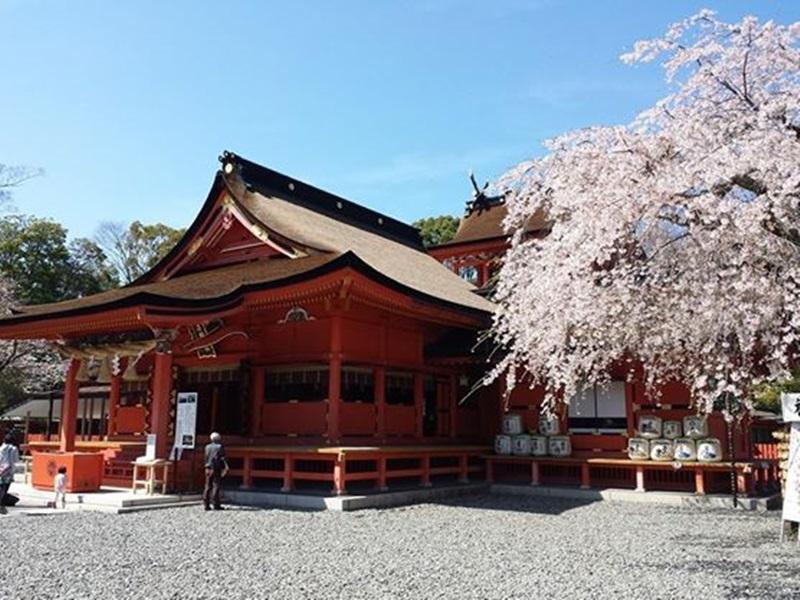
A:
[{"left": 0, "top": 152, "right": 780, "bottom": 501}]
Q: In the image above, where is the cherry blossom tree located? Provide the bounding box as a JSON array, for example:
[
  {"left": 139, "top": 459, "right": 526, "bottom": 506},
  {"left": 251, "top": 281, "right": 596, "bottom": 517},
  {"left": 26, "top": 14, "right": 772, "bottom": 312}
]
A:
[
  {"left": 491, "top": 11, "right": 800, "bottom": 414},
  {"left": 0, "top": 276, "right": 63, "bottom": 407}
]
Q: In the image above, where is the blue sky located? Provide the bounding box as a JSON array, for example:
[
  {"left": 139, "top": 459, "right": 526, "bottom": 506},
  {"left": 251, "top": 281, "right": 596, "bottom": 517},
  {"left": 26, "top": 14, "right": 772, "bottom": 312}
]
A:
[{"left": 1, "top": 1, "right": 798, "bottom": 239}]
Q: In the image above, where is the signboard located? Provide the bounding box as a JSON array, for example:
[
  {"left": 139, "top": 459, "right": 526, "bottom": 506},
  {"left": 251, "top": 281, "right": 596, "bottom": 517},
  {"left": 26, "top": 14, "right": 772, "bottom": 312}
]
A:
[
  {"left": 781, "top": 394, "right": 800, "bottom": 535},
  {"left": 782, "top": 393, "right": 800, "bottom": 423},
  {"left": 782, "top": 423, "right": 800, "bottom": 525},
  {"left": 145, "top": 434, "right": 157, "bottom": 461},
  {"left": 175, "top": 392, "right": 198, "bottom": 450}
]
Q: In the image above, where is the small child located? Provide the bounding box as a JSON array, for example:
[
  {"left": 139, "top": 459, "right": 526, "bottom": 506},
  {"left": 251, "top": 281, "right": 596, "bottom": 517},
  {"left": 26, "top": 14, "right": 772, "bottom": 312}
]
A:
[{"left": 53, "top": 466, "right": 67, "bottom": 509}]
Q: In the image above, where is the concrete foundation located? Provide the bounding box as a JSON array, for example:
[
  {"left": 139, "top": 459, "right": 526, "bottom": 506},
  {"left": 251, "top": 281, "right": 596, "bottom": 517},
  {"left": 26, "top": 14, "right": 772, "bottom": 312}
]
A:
[
  {"left": 490, "top": 483, "right": 781, "bottom": 512},
  {"left": 225, "top": 483, "right": 489, "bottom": 511}
]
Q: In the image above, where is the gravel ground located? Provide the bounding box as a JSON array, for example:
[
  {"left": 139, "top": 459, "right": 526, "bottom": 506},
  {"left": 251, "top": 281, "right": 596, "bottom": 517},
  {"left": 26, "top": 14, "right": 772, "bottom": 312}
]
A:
[{"left": 0, "top": 494, "right": 797, "bottom": 600}]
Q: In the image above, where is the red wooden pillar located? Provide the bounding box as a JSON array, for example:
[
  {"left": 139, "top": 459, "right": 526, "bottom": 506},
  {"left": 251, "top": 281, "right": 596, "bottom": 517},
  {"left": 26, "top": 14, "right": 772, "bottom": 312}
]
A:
[
  {"left": 249, "top": 365, "right": 265, "bottom": 438},
  {"left": 377, "top": 456, "right": 388, "bottom": 491},
  {"left": 694, "top": 468, "right": 706, "bottom": 495},
  {"left": 530, "top": 461, "right": 540, "bottom": 486},
  {"left": 420, "top": 455, "right": 432, "bottom": 487},
  {"left": 414, "top": 373, "right": 424, "bottom": 439},
  {"left": 333, "top": 453, "right": 346, "bottom": 495},
  {"left": 459, "top": 454, "right": 469, "bottom": 484},
  {"left": 150, "top": 351, "right": 174, "bottom": 459},
  {"left": 282, "top": 455, "right": 294, "bottom": 493},
  {"left": 635, "top": 466, "right": 646, "bottom": 492},
  {"left": 242, "top": 455, "right": 253, "bottom": 489},
  {"left": 375, "top": 366, "right": 386, "bottom": 440},
  {"left": 59, "top": 358, "right": 81, "bottom": 452},
  {"left": 327, "top": 315, "right": 342, "bottom": 443},
  {"left": 449, "top": 374, "right": 458, "bottom": 439},
  {"left": 107, "top": 371, "right": 121, "bottom": 438},
  {"left": 580, "top": 463, "right": 591, "bottom": 489}
]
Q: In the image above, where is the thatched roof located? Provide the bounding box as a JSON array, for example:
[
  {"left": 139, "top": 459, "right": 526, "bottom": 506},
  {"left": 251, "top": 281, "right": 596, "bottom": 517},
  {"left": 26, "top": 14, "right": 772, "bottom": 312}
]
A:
[{"left": 0, "top": 153, "right": 493, "bottom": 328}]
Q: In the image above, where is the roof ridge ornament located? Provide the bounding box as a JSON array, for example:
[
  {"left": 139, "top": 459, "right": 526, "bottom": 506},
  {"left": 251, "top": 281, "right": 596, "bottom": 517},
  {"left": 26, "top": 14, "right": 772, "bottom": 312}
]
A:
[{"left": 465, "top": 171, "right": 507, "bottom": 217}]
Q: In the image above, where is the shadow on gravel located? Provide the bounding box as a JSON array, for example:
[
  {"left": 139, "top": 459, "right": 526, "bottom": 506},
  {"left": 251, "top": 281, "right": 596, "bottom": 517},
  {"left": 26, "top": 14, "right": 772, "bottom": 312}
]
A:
[
  {"left": 641, "top": 516, "right": 800, "bottom": 600},
  {"left": 427, "top": 492, "right": 598, "bottom": 515}
]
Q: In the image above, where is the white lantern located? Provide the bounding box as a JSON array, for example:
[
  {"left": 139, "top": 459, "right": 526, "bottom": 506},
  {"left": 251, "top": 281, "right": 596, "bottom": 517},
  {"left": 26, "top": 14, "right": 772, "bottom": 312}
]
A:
[
  {"left": 494, "top": 435, "right": 512, "bottom": 455},
  {"left": 548, "top": 435, "right": 571, "bottom": 457},
  {"left": 627, "top": 437, "right": 650, "bottom": 460},
  {"left": 697, "top": 438, "right": 722, "bottom": 463},
  {"left": 502, "top": 414, "right": 523, "bottom": 435},
  {"left": 530, "top": 436, "right": 548, "bottom": 456},
  {"left": 539, "top": 415, "right": 560, "bottom": 436},
  {"left": 649, "top": 439, "right": 674, "bottom": 462},
  {"left": 662, "top": 420, "right": 682, "bottom": 440},
  {"left": 638, "top": 415, "right": 662, "bottom": 439},
  {"left": 683, "top": 415, "right": 708, "bottom": 439},
  {"left": 512, "top": 434, "right": 532, "bottom": 456},
  {"left": 673, "top": 438, "right": 697, "bottom": 462}
]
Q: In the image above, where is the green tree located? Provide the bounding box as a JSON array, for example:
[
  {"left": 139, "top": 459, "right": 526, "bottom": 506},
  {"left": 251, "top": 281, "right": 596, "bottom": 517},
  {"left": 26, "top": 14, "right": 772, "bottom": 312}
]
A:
[
  {"left": 0, "top": 215, "right": 118, "bottom": 305},
  {"left": 412, "top": 215, "right": 460, "bottom": 247},
  {"left": 96, "top": 221, "right": 186, "bottom": 283}
]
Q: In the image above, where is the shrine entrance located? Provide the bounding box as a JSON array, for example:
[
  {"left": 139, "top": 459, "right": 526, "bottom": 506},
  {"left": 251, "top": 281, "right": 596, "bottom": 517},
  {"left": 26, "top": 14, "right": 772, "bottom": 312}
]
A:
[
  {"left": 424, "top": 376, "right": 453, "bottom": 437},
  {"left": 179, "top": 366, "right": 247, "bottom": 436}
]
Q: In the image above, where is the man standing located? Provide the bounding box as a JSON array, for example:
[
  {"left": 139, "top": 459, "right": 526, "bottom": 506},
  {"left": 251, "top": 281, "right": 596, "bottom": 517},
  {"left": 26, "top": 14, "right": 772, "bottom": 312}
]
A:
[{"left": 203, "top": 432, "right": 228, "bottom": 511}]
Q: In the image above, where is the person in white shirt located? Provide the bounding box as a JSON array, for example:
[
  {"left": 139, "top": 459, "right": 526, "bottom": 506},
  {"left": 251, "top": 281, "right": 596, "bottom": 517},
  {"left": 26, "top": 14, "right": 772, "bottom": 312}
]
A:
[
  {"left": 53, "top": 466, "right": 68, "bottom": 509},
  {"left": 0, "top": 433, "right": 20, "bottom": 515}
]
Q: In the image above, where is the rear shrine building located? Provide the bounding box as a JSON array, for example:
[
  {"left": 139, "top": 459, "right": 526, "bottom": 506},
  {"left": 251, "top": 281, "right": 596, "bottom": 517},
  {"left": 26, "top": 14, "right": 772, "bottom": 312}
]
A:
[{"left": 0, "top": 152, "right": 780, "bottom": 499}]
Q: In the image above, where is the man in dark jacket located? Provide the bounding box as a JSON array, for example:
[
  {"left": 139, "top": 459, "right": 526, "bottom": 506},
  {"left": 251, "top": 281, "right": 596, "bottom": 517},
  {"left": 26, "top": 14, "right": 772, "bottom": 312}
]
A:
[{"left": 203, "top": 432, "right": 228, "bottom": 511}]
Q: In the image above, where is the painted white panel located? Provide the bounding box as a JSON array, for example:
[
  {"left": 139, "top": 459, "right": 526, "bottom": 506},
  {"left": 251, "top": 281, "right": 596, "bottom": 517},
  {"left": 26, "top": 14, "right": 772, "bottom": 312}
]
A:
[{"left": 596, "top": 381, "right": 627, "bottom": 418}]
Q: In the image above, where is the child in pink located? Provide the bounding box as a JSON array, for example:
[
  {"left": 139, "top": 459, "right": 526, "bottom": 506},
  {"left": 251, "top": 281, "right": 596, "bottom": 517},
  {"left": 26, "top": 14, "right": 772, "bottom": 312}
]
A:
[{"left": 53, "top": 466, "right": 67, "bottom": 509}]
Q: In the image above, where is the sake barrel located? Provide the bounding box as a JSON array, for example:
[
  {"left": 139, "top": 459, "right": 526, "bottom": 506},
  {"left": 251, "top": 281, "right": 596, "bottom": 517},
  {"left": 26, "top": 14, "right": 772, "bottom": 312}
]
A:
[
  {"left": 512, "top": 434, "right": 533, "bottom": 456},
  {"left": 683, "top": 415, "right": 708, "bottom": 439},
  {"left": 673, "top": 438, "right": 697, "bottom": 462},
  {"left": 502, "top": 414, "right": 524, "bottom": 435},
  {"left": 539, "top": 415, "right": 560, "bottom": 436},
  {"left": 530, "top": 435, "right": 548, "bottom": 456},
  {"left": 548, "top": 435, "right": 572, "bottom": 457},
  {"left": 494, "top": 435, "right": 512, "bottom": 455},
  {"left": 627, "top": 437, "right": 650, "bottom": 460},
  {"left": 638, "top": 415, "right": 662, "bottom": 439},
  {"left": 662, "top": 420, "right": 682, "bottom": 440},
  {"left": 697, "top": 438, "right": 722, "bottom": 463},
  {"left": 649, "top": 438, "right": 674, "bottom": 462}
]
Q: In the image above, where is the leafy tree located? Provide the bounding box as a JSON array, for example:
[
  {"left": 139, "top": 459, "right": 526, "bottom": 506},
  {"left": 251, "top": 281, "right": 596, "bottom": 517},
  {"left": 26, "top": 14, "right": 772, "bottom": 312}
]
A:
[
  {"left": 96, "top": 221, "right": 186, "bottom": 283},
  {"left": 0, "top": 216, "right": 117, "bottom": 305},
  {"left": 491, "top": 11, "right": 800, "bottom": 414},
  {"left": 412, "top": 215, "right": 460, "bottom": 247}
]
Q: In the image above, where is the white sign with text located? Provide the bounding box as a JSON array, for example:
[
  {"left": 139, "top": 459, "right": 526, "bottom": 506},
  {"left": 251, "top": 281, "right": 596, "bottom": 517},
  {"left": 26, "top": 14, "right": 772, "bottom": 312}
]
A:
[{"left": 175, "top": 392, "right": 198, "bottom": 449}]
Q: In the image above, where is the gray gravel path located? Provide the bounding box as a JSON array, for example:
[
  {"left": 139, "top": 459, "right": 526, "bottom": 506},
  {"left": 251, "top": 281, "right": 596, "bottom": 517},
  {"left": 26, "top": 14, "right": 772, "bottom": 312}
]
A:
[{"left": 0, "top": 494, "right": 796, "bottom": 600}]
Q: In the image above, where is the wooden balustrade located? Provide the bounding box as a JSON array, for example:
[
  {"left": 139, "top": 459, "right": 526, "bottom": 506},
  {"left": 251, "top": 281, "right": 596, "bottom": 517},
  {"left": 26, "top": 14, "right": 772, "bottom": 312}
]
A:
[
  {"left": 226, "top": 445, "right": 486, "bottom": 495},
  {"left": 484, "top": 454, "right": 778, "bottom": 497}
]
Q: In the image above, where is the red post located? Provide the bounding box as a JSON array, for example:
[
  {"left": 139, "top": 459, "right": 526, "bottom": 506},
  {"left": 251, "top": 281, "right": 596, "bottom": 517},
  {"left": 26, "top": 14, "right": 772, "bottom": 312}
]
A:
[
  {"left": 242, "top": 455, "right": 253, "bottom": 489},
  {"left": 150, "top": 351, "right": 174, "bottom": 459},
  {"left": 459, "top": 454, "right": 469, "bottom": 484},
  {"left": 414, "top": 373, "right": 424, "bottom": 439},
  {"left": 635, "top": 466, "right": 645, "bottom": 492},
  {"left": 333, "top": 453, "right": 346, "bottom": 495},
  {"left": 580, "top": 463, "right": 591, "bottom": 489},
  {"left": 59, "top": 358, "right": 81, "bottom": 452},
  {"left": 421, "top": 455, "right": 431, "bottom": 487},
  {"left": 327, "top": 315, "right": 342, "bottom": 443},
  {"left": 281, "top": 455, "right": 294, "bottom": 493},
  {"left": 531, "top": 461, "right": 540, "bottom": 486},
  {"left": 249, "top": 365, "right": 265, "bottom": 438},
  {"left": 375, "top": 366, "right": 386, "bottom": 440},
  {"left": 694, "top": 468, "right": 706, "bottom": 495},
  {"left": 377, "top": 456, "right": 388, "bottom": 491}
]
